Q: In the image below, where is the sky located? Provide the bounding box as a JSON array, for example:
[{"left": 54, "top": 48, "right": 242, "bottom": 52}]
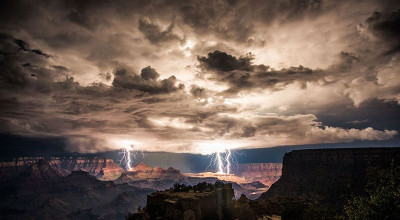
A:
[{"left": 0, "top": 0, "right": 399, "bottom": 155}]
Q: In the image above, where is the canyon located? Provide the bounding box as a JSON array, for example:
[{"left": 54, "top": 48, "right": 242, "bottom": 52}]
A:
[
  {"left": 0, "top": 157, "right": 124, "bottom": 180},
  {"left": 1, "top": 147, "right": 399, "bottom": 219},
  {"left": 0, "top": 159, "right": 154, "bottom": 219},
  {"left": 0, "top": 157, "right": 282, "bottom": 219}
]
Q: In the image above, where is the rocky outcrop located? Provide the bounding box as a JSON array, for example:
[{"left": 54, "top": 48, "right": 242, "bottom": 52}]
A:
[
  {"left": 0, "top": 157, "right": 124, "bottom": 180},
  {"left": 115, "top": 165, "right": 187, "bottom": 193},
  {"left": 115, "top": 163, "right": 185, "bottom": 189},
  {"left": 131, "top": 162, "right": 152, "bottom": 172},
  {"left": 98, "top": 159, "right": 125, "bottom": 180},
  {"left": 129, "top": 182, "right": 238, "bottom": 220},
  {"left": 233, "top": 163, "right": 282, "bottom": 187},
  {"left": 259, "top": 147, "right": 400, "bottom": 217}
]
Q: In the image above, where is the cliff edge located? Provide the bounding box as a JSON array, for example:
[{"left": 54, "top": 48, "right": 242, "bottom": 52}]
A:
[{"left": 258, "top": 147, "right": 400, "bottom": 217}]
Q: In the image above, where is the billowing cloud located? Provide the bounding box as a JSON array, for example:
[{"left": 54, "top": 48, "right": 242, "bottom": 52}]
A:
[
  {"left": 112, "top": 67, "right": 183, "bottom": 94},
  {"left": 198, "top": 50, "right": 321, "bottom": 93},
  {"left": 358, "top": 9, "right": 400, "bottom": 54},
  {"left": 198, "top": 50, "right": 254, "bottom": 72},
  {"left": 141, "top": 66, "right": 160, "bottom": 80}
]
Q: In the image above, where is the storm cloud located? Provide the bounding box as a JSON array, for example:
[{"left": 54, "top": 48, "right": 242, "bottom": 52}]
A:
[
  {"left": 198, "top": 50, "right": 321, "bottom": 93},
  {"left": 0, "top": 0, "right": 399, "bottom": 154}
]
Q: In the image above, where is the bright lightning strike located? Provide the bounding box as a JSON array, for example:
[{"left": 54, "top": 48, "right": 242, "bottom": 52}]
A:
[
  {"left": 125, "top": 146, "right": 132, "bottom": 170},
  {"left": 207, "top": 148, "right": 237, "bottom": 174},
  {"left": 117, "top": 140, "right": 145, "bottom": 171},
  {"left": 225, "top": 149, "right": 231, "bottom": 174},
  {"left": 216, "top": 152, "right": 224, "bottom": 174},
  {"left": 119, "top": 145, "right": 134, "bottom": 170}
]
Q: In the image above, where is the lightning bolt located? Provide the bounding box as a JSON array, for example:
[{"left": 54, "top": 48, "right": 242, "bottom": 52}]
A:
[
  {"left": 216, "top": 152, "right": 224, "bottom": 174},
  {"left": 206, "top": 148, "right": 238, "bottom": 175},
  {"left": 230, "top": 149, "right": 245, "bottom": 173},
  {"left": 119, "top": 144, "right": 146, "bottom": 170},
  {"left": 125, "top": 146, "right": 132, "bottom": 170},
  {"left": 225, "top": 149, "right": 231, "bottom": 174},
  {"left": 119, "top": 145, "right": 133, "bottom": 170}
]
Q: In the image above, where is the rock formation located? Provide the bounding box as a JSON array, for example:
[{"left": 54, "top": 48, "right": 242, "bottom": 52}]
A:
[
  {"left": 115, "top": 163, "right": 186, "bottom": 190},
  {"left": 128, "top": 182, "right": 244, "bottom": 220},
  {"left": 258, "top": 147, "right": 400, "bottom": 217}
]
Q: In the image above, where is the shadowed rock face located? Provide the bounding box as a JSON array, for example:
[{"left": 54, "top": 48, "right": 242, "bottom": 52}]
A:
[
  {"left": 259, "top": 147, "right": 400, "bottom": 216},
  {"left": 11, "top": 159, "right": 63, "bottom": 190},
  {"left": 0, "top": 160, "right": 154, "bottom": 220}
]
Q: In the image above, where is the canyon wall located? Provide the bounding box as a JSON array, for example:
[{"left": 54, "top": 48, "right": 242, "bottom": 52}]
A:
[
  {"left": 0, "top": 157, "right": 124, "bottom": 180},
  {"left": 233, "top": 163, "right": 282, "bottom": 187}
]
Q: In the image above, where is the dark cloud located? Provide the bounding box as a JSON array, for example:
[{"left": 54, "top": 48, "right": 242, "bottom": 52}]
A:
[
  {"left": 52, "top": 65, "right": 69, "bottom": 71},
  {"left": 0, "top": 34, "right": 56, "bottom": 90},
  {"left": 12, "top": 36, "right": 50, "bottom": 58},
  {"left": 198, "top": 50, "right": 253, "bottom": 72},
  {"left": 190, "top": 85, "right": 207, "bottom": 98},
  {"left": 141, "top": 66, "right": 160, "bottom": 80},
  {"left": 138, "top": 18, "right": 182, "bottom": 45},
  {"left": 359, "top": 9, "right": 400, "bottom": 54},
  {"left": 198, "top": 50, "right": 321, "bottom": 93},
  {"left": 0, "top": 34, "right": 49, "bottom": 58},
  {"left": 112, "top": 68, "right": 183, "bottom": 94}
]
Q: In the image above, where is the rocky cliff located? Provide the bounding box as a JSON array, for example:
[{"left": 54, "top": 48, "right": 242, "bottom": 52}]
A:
[
  {"left": 234, "top": 163, "right": 282, "bottom": 187},
  {"left": 259, "top": 147, "right": 400, "bottom": 217},
  {"left": 0, "top": 157, "right": 124, "bottom": 180},
  {"left": 127, "top": 181, "right": 257, "bottom": 220}
]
